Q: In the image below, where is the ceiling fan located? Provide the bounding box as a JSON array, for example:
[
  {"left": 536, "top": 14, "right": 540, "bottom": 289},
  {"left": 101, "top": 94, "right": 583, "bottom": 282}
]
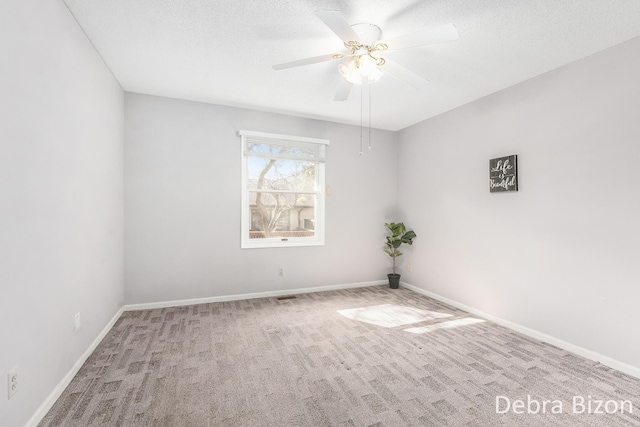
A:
[{"left": 273, "top": 10, "right": 459, "bottom": 101}]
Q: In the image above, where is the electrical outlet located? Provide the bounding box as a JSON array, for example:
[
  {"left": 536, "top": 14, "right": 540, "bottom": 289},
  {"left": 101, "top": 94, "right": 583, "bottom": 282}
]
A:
[
  {"left": 74, "top": 312, "right": 81, "bottom": 332},
  {"left": 278, "top": 268, "right": 284, "bottom": 277},
  {"left": 407, "top": 263, "right": 413, "bottom": 273},
  {"left": 7, "top": 367, "right": 18, "bottom": 399}
]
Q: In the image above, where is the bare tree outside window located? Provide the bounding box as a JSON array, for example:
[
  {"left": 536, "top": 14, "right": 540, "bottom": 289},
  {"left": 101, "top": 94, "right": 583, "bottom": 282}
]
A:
[{"left": 248, "top": 144, "right": 316, "bottom": 238}]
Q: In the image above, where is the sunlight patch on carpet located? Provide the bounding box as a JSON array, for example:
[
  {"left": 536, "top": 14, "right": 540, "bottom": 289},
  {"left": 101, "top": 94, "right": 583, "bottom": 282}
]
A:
[
  {"left": 337, "top": 304, "right": 452, "bottom": 328},
  {"left": 403, "top": 317, "right": 485, "bottom": 334}
]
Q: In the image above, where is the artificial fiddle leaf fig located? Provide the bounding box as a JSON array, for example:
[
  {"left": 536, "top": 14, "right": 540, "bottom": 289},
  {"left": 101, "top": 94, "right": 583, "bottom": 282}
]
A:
[{"left": 383, "top": 222, "right": 417, "bottom": 275}]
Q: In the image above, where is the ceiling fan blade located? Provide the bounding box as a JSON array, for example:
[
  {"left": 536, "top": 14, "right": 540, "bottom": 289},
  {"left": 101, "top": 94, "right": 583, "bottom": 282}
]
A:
[
  {"left": 273, "top": 54, "right": 339, "bottom": 70},
  {"left": 384, "top": 23, "right": 459, "bottom": 51},
  {"left": 380, "top": 58, "right": 429, "bottom": 90},
  {"left": 315, "top": 10, "right": 361, "bottom": 44},
  {"left": 334, "top": 79, "right": 354, "bottom": 101}
]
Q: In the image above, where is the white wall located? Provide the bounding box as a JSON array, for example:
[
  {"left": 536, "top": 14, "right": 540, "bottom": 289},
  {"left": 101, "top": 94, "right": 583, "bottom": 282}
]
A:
[
  {"left": 0, "top": 0, "right": 124, "bottom": 425},
  {"left": 397, "top": 37, "right": 640, "bottom": 368},
  {"left": 124, "top": 93, "right": 397, "bottom": 304}
]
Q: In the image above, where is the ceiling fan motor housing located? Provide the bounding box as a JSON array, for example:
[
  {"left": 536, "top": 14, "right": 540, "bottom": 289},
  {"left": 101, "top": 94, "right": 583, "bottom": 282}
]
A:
[{"left": 351, "top": 23, "right": 382, "bottom": 47}]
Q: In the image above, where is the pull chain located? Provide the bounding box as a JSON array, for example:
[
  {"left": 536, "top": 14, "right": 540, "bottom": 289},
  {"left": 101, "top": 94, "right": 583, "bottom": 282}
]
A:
[
  {"left": 368, "top": 82, "right": 372, "bottom": 151},
  {"left": 359, "top": 84, "right": 364, "bottom": 155}
]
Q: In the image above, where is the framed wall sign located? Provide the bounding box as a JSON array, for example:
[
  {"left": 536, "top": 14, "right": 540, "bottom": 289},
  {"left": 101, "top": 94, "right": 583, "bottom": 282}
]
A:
[{"left": 489, "top": 155, "right": 518, "bottom": 192}]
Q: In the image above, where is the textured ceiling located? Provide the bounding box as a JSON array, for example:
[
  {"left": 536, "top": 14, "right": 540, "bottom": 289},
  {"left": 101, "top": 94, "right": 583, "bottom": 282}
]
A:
[{"left": 62, "top": 0, "right": 640, "bottom": 131}]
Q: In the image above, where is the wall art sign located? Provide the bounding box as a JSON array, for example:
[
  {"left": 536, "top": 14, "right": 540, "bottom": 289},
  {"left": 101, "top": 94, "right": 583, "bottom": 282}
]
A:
[{"left": 489, "top": 155, "right": 518, "bottom": 192}]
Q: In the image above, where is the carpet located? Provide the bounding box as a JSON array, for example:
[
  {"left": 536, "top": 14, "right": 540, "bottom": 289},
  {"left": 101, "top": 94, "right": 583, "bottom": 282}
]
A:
[{"left": 39, "top": 286, "right": 640, "bottom": 426}]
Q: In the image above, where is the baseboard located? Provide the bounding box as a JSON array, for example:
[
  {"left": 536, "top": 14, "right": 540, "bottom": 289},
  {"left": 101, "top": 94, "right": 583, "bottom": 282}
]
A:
[
  {"left": 25, "top": 306, "right": 125, "bottom": 427},
  {"left": 402, "top": 281, "right": 640, "bottom": 380},
  {"left": 123, "top": 280, "right": 387, "bottom": 312}
]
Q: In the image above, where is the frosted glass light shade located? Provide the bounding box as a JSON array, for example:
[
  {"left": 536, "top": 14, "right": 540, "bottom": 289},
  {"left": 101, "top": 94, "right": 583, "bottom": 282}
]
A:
[{"left": 339, "top": 56, "right": 383, "bottom": 84}]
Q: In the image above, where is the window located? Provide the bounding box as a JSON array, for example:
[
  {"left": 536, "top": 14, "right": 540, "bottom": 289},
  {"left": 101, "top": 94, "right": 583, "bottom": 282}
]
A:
[{"left": 239, "top": 130, "right": 329, "bottom": 248}]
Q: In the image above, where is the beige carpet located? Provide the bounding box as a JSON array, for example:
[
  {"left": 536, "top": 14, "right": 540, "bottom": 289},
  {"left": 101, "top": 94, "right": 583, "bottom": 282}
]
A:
[{"left": 40, "top": 286, "right": 640, "bottom": 426}]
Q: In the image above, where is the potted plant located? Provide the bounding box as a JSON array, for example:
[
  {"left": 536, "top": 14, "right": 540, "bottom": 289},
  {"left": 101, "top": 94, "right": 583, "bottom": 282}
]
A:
[{"left": 383, "top": 222, "right": 417, "bottom": 289}]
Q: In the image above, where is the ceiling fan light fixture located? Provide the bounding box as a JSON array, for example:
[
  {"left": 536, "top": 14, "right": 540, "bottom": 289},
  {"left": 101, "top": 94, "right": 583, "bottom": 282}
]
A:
[
  {"left": 338, "top": 55, "right": 383, "bottom": 84},
  {"left": 338, "top": 60, "right": 359, "bottom": 84},
  {"left": 358, "top": 55, "right": 384, "bottom": 82}
]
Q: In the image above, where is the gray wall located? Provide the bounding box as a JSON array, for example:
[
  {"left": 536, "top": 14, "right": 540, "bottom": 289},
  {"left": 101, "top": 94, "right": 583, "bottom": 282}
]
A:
[
  {"left": 124, "top": 93, "right": 398, "bottom": 304},
  {"left": 0, "top": 0, "right": 124, "bottom": 425},
  {"left": 397, "top": 37, "right": 640, "bottom": 368}
]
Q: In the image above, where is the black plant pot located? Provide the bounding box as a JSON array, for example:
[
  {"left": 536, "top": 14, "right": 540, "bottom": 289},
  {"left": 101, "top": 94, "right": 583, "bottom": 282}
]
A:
[{"left": 388, "top": 273, "right": 401, "bottom": 289}]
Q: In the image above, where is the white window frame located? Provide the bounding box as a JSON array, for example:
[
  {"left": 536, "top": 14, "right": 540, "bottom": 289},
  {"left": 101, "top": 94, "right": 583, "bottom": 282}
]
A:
[{"left": 239, "top": 130, "right": 329, "bottom": 249}]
